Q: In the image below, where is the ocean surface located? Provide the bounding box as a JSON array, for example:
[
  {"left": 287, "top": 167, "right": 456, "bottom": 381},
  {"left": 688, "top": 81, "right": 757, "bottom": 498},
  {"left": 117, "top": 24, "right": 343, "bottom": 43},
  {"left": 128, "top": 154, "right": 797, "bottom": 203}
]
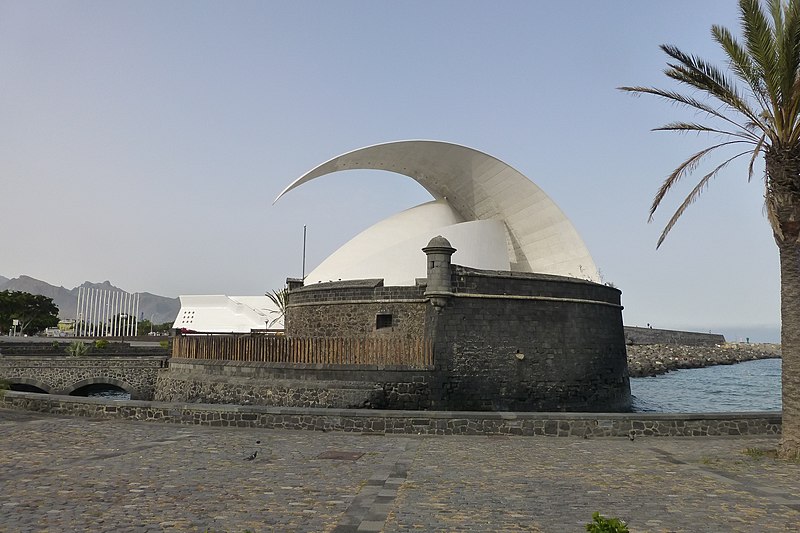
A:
[{"left": 630, "top": 358, "right": 782, "bottom": 412}]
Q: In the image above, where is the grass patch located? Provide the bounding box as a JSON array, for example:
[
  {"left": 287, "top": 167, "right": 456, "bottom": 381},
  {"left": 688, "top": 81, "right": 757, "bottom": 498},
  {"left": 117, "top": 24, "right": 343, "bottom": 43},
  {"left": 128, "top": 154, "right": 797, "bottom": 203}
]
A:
[{"left": 742, "top": 447, "right": 768, "bottom": 460}]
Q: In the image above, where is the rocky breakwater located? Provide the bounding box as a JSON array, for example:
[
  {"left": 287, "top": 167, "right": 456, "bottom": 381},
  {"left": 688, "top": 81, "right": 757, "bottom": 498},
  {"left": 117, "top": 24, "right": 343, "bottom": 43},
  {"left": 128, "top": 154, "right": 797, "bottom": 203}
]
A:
[{"left": 627, "top": 343, "right": 781, "bottom": 377}]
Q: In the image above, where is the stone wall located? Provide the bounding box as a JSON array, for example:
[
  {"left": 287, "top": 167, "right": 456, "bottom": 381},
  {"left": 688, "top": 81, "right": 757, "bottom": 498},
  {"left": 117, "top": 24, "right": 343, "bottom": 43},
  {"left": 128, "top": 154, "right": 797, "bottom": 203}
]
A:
[
  {"left": 0, "top": 356, "right": 168, "bottom": 399},
  {"left": 0, "top": 340, "right": 169, "bottom": 357},
  {"left": 277, "top": 263, "right": 630, "bottom": 412},
  {"left": 155, "top": 359, "right": 433, "bottom": 410},
  {"left": 0, "top": 391, "right": 781, "bottom": 437},
  {"left": 286, "top": 279, "right": 426, "bottom": 339},
  {"left": 624, "top": 326, "right": 726, "bottom": 346},
  {"left": 426, "top": 266, "right": 630, "bottom": 412}
]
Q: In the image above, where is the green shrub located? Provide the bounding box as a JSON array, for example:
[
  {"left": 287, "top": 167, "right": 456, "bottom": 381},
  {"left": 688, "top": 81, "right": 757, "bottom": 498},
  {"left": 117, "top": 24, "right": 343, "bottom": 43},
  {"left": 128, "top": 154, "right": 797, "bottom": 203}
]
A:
[
  {"left": 159, "top": 340, "right": 169, "bottom": 350},
  {"left": 586, "top": 512, "right": 629, "bottom": 533},
  {"left": 65, "top": 341, "right": 90, "bottom": 357},
  {"left": 0, "top": 379, "right": 9, "bottom": 399},
  {"left": 94, "top": 339, "right": 109, "bottom": 350}
]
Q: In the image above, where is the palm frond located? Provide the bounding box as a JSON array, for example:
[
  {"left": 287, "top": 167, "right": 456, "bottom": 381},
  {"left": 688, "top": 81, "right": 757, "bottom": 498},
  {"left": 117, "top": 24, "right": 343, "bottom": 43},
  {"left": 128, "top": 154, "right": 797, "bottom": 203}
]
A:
[
  {"left": 747, "top": 133, "right": 768, "bottom": 180},
  {"left": 653, "top": 121, "right": 760, "bottom": 140},
  {"left": 712, "top": 24, "right": 771, "bottom": 110},
  {"left": 619, "top": 85, "right": 759, "bottom": 137},
  {"left": 775, "top": 0, "right": 800, "bottom": 143},
  {"left": 770, "top": 0, "right": 785, "bottom": 33},
  {"left": 740, "top": 0, "right": 780, "bottom": 107},
  {"left": 788, "top": 73, "right": 800, "bottom": 144},
  {"left": 660, "top": 45, "right": 764, "bottom": 129},
  {"left": 649, "top": 140, "right": 755, "bottom": 221},
  {"left": 656, "top": 150, "right": 754, "bottom": 248},
  {"left": 265, "top": 288, "right": 288, "bottom": 328}
]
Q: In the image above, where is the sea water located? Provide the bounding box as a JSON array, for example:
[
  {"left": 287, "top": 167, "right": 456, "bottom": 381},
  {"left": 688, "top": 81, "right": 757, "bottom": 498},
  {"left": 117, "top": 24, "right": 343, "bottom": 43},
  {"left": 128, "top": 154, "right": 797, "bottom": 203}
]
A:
[{"left": 630, "top": 358, "right": 782, "bottom": 412}]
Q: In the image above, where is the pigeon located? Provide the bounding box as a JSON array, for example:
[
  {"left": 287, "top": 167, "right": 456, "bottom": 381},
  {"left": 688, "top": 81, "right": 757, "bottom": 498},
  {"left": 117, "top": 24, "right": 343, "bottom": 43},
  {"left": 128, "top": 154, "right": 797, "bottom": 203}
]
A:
[{"left": 245, "top": 450, "right": 258, "bottom": 461}]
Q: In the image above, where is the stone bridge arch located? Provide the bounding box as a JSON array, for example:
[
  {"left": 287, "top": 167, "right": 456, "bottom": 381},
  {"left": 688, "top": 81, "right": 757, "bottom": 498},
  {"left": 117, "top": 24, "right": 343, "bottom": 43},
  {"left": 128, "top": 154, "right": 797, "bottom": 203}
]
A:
[
  {"left": 0, "top": 355, "right": 167, "bottom": 400},
  {"left": 6, "top": 377, "right": 53, "bottom": 394},
  {"left": 64, "top": 377, "right": 139, "bottom": 399}
]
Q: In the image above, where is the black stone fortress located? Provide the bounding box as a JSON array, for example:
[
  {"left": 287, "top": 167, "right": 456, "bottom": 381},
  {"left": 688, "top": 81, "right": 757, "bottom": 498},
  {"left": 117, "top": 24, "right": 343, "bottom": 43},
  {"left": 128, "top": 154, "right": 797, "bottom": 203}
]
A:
[
  {"left": 162, "top": 141, "right": 632, "bottom": 412},
  {"left": 285, "top": 236, "right": 631, "bottom": 412}
]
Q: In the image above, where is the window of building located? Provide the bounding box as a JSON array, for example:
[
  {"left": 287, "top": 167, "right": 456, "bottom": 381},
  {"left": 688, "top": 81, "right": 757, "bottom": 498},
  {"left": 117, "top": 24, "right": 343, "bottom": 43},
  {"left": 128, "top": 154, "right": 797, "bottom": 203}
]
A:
[{"left": 376, "top": 313, "right": 393, "bottom": 329}]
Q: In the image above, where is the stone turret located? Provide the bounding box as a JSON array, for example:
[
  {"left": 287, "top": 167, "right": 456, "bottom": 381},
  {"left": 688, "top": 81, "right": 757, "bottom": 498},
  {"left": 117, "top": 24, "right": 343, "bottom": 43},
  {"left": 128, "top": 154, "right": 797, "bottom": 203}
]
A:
[{"left": 422, "top": 235, "right": 456, "bottom": 307}]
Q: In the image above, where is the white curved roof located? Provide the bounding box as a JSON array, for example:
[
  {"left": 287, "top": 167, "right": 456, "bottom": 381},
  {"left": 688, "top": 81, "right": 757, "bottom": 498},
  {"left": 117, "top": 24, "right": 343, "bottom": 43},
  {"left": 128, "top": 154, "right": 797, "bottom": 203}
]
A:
[
  {"left": 276, "top": 140, "right": 599, "bottom": 283},
  {"left": 173, "top": 295, "right": 283, "bottom": 333}
]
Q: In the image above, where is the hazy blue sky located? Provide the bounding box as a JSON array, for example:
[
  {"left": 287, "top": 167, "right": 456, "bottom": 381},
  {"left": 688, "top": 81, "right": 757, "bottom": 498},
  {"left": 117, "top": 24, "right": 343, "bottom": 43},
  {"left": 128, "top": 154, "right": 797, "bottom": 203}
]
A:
[{"left": 0, "top": 1, "right": 781, "bottom": 341}]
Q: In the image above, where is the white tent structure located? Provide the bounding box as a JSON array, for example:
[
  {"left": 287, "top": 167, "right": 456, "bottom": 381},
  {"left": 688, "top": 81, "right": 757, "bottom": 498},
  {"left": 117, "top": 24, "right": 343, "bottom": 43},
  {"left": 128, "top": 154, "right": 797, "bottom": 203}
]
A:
[{"left": 172, "top": 295, "right": 282, "bottom": 333}]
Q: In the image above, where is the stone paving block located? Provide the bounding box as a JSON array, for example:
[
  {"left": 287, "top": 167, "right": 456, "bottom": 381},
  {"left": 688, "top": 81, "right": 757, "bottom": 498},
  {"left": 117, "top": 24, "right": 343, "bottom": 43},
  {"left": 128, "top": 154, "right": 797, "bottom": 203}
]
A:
[{"left": 1, "top": 409, "right": 799, "bottom": 532}]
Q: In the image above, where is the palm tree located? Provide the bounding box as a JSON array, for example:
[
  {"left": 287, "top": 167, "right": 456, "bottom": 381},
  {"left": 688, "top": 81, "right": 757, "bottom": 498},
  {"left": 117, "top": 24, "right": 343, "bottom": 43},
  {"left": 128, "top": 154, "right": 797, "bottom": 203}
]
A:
[
  {"left": 265, "top": 288, "right": 288, "bottom": 329},
  {"left": 620, "top": 0, "right": 800, "bottom": 458}
]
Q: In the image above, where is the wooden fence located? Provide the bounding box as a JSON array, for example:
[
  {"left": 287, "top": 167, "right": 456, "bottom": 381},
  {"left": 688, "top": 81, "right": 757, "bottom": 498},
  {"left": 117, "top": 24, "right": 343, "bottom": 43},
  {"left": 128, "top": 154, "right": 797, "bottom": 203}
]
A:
[{"left": 172, "top": 335, "right": 433, "bottom": 368}]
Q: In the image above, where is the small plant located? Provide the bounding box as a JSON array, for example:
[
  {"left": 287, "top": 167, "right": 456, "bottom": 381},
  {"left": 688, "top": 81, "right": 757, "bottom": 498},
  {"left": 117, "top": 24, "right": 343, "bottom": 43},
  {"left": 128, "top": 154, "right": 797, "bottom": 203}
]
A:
[
  {"left": 586, "top": 512, "right": 630, "bottom": 533},
  {"left": 94, "top": 339, "right": 109, "bottom": 350},
  {"left": 743, "top": 447, "right": 767, "bottom": 460},
  {"left": 50, "top": 341, "right": 60, "bottom": 349},
  {"left": 159, "top": 339, "right": 169, "bottom": 350},
  {"left": 65, "top": 341, "right": 90, "bottom": 357},
  {"left": 265, "top": 287, "right": 287, "bottom": 328},
  {"left": 0, "top": 379, "right": 9, "bottom": 399}
]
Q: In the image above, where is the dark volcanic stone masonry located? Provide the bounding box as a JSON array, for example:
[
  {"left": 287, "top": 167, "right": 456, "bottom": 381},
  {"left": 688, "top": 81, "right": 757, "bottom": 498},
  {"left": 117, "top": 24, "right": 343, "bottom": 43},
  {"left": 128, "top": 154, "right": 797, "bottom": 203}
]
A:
[
  {"left": 282, "top": 262, "right": 631, "bottom": 412},
  {"left": 0, "top": 391, "right": 781, "bottom": 438}
]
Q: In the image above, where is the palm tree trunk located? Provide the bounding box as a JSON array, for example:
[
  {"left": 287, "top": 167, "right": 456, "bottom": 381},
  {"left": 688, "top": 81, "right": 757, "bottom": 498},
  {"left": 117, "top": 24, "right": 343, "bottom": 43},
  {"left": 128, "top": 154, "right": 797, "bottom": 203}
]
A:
[
  {"left": 779, "top": 239, "right": 800, "bottom": 459},
  {"left": 766, "top": 150, "right": 800, "bottom": 458}
]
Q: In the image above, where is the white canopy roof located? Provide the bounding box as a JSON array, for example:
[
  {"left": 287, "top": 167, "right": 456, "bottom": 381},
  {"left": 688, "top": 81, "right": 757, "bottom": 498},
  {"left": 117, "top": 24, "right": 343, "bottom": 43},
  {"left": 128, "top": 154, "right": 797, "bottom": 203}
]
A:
[{"left": 172, "top": 295, "right": 282, "bottom": 333}]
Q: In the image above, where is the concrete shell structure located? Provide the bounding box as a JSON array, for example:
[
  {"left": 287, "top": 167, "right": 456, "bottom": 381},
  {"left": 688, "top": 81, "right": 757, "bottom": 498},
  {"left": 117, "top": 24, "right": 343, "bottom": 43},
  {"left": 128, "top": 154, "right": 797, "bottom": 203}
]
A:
[{"left": 276, "top": 140, "right": 599, "bottom": 285}]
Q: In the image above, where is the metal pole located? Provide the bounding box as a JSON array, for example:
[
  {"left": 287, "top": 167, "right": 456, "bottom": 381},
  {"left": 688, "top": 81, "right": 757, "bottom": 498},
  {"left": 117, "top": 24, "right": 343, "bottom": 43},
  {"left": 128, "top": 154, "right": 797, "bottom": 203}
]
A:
[
  {"left": 134, "top": 293, "right": 140, "bottom": 337},
  {"left": 84, "top": 287, "right": 90, "bottom": 337},
  {"left": 87, "top": 288, "right": 92, "bottom": 337},
  {"left": 101, "top": 290, "right": 108, "bottom": 336},
  {"left": 75, "top": 287, "right": 83, "bottom": 337},
  {"left": 302, "top": 224, "right": 307, "bottom": 279},
  {"left": 111, "top": 291, "right": 118, "bottom": 337},
  {"left": 124, "top": 292, "right": 131, "bottom": 337}
]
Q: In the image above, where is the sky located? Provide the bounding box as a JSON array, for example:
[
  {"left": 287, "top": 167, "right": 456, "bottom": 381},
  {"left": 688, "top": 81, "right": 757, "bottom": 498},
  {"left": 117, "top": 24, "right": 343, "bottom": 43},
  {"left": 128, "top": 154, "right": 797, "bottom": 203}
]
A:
[{"left": 0, "top": 1, "right": 783, "bottom": 341}]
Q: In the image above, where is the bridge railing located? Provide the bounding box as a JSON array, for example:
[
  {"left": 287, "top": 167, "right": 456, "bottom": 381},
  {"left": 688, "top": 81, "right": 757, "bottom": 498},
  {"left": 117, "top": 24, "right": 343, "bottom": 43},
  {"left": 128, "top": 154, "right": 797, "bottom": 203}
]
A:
[{"left": 172, "top": 335, "right": 433, "bottom": 368}]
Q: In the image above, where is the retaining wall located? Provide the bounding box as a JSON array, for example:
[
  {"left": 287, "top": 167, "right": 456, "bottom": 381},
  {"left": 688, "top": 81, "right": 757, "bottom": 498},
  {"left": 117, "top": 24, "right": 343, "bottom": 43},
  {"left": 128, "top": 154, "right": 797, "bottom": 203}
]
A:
[
  {"left": 624, "top": 327, "right": 725, "bottom": 346},
  {"left": 155, "top": 359, "right": 434, "bottom": 410},
  {"left": 0, "top": 391, "right": 780, "bottom": 438}
]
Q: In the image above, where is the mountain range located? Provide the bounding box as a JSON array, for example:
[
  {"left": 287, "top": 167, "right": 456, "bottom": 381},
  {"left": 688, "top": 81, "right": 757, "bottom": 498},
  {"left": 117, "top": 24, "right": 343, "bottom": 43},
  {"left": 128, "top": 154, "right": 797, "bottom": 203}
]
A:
[{"left": 0, "top": 275, "right": 180, "bottom": 324}]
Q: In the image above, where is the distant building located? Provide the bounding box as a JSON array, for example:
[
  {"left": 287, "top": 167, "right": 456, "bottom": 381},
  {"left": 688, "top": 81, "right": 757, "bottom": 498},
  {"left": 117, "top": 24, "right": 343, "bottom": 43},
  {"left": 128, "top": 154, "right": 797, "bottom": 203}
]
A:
[{"left": 172, "top": 295, "right": 282, "bottom": 333}]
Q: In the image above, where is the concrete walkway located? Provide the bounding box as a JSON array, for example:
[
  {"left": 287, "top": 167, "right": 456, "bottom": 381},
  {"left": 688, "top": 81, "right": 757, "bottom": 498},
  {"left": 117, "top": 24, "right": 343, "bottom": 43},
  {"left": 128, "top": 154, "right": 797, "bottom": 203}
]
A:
[{"left": 1, "top": 409, "right": 798, "bottom": 532}]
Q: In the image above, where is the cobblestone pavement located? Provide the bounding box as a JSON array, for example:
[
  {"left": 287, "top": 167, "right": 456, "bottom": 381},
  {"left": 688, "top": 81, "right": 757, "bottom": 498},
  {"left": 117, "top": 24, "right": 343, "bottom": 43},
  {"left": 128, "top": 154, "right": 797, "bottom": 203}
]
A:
[{"left": 1, "top": 409, "right": 798, "bottom": 532}]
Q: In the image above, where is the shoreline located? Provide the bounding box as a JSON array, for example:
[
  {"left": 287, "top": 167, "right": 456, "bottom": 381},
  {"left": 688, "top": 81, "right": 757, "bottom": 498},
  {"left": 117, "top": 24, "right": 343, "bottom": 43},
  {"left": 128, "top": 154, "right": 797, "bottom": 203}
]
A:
[{"left": 627, "top": 342, "right": 781, "bottom": 378}]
